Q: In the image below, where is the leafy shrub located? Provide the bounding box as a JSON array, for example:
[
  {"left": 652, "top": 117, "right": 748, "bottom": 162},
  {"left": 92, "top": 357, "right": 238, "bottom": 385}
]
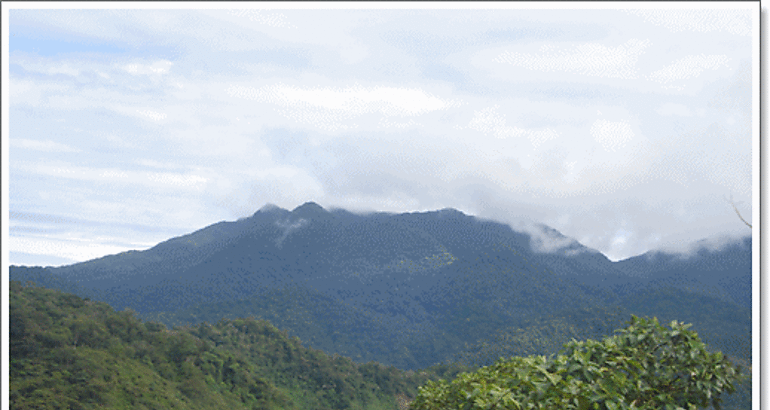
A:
[{"left": 411, "top": 316, "right": 745, "bottom": 410}]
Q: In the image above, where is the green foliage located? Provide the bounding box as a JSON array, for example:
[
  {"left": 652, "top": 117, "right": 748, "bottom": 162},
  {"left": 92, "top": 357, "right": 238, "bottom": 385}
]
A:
[
  {"left": 9, "top": 281, "right": 455, "bottom": 410},
  {"left": 11, "top": 275, "right": 750, "bottom": 410},
  {"left": 410, "top": 316, "right": 745, "bottom": 410},
  {"left": 13, "top": 244, "right": 751, "bottom": 408}
]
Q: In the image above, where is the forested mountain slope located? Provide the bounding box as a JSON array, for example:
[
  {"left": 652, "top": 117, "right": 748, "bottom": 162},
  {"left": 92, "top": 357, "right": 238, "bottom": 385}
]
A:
[
  {"left": 10, "top": 281, "right": 475, "bottom": 410},
  {"left": 613, "top": 236, "right": 752, "bottom": 308},
  {"left": 10, "top": 280, "right": 751, "bottom": 410},
  {"left": 10, "top": 203, "right": 752, "bottom": 409}
]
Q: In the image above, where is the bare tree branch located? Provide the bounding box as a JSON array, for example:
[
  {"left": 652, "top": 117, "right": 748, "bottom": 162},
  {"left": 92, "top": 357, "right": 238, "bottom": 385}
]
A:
[{"left": 727, "top": 194, "right": 752, "bottom": 229}]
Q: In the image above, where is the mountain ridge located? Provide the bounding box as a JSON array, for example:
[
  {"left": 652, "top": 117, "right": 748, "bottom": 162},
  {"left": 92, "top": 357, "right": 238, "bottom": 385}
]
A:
[
  {"left": 15, "top": 202, "right": 748, "bottom": 272},
  {"left": 10, "top": 202, "right": 751, "bottom": 310},
  {"left": 10, "top": 202, "right": 752, "bottom": 375}
]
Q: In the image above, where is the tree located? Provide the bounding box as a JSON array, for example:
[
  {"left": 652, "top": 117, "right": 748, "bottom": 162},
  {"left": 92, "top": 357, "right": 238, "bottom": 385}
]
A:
[{"left": 410, "top": 316, "right": 744, "bottom": 410}]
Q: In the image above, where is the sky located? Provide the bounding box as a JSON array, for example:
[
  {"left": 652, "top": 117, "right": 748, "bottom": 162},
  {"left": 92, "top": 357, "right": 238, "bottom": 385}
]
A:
[{"left": 3, "top": 2, "right": 759, "bottom": 267}]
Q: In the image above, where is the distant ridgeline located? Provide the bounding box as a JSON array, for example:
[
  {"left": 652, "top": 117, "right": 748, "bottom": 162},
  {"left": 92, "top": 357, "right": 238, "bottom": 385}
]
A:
[{"left": 10, "top": 202, "right": 752, "bottom": 409}]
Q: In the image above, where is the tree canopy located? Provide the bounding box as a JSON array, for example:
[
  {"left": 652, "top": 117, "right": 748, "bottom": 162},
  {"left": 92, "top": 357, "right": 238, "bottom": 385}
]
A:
[
  {"left": 410, "top": 315, "right": 745, "bottom": 410},
  {"left": 11, "top": 280, "right": 475, "bottom": 410}
]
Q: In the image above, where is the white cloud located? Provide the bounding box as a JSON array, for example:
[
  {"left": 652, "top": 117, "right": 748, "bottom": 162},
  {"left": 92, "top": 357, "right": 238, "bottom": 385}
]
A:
[
  {"left": 656, "top": 102, "right": 693, "bottom": 117},
  {"left": 648, "top": 54, "right": 731, "bottom": 84},
  {"left": 137, "top": 109, "right": 167, "bottom": 121},
  {"left": 227, "top": 83, "right": 462, "bottom": 132},
  {"left": 46, "top": 63, "right": 79, "bottom": 76},
  {"left": 14, "top": 61, "right": 81, "bottom": 77},
  {"left": 136, "top": 159, "right": 182, "bottom": 170},
  {"left": 467, "top": 106, "right": 558, "bottom": 148},
  {"left": 611, "top": 228, "right": 631, "bottom": 247},
  {"left": 228, "top": 9, "right": 297, "bottom": 29},
  {"left": 494, "top": 39, "right": 651, "bottom": 80},
  {"left": 247, "top": 165, "right": 323, "bottom": 187},
  {"left": 18, "top": 161, "right": 209, "bottom": 191},
  {"left": 590, "top": 119, "right": 635, "bottom": 152},
  {"left": 274, "top": 218, "right": 308, "bottom": 248},
  {"left": 272, "top": 107, "right": 359, "bottom": 132},
  {"left": 147, "top": 173, "right": 208, "bottom": 188},
  {"left": 378, "top": 118, "right": 421, "bottom": 130},
  {"left": 121, "top": 60, "right": 173, "bottom": 75},
  {"left": 211, "top": 166, "right": 326, "bottom": 218},
  {"left": 9, "top": 235, "right": 144, "bottom": 263},
  {"left": 8, "top": 8, "right": 755, "bottom": 266},
  {"left": 11, "top": 138, "right": 81, "bottom": 153},
  {"left": 227, "top": 83, "right": 462, "bottom": 117},
  {"left": 511, "top": 221, "right": 588, "bottom": 255},
  {"left": 625, "top": 9, "right": 752, "bottom": 37},
  {"left": 10, "top": 78, "right": 70, "bottom": 107}
]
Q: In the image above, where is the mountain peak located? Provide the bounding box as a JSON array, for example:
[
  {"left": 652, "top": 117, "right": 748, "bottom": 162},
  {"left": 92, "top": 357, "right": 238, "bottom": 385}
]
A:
[
  {"left": 292, "top": 201, "right": 325, "bottom": 212},
  {"left": 258, "top": 203, "right": 284, "bottom": 213},
  {"left": 435, "top": 207, "right": 469, "bottom": 219},
  {"left": 290, "top": 202, "right": 333, "bottom": 221},
  {"left": 249, "top": 203, "right": 288, "bottom": 219}
]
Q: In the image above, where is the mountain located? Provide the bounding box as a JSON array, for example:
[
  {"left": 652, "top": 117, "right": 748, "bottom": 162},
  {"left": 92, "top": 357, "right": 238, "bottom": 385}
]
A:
[
  {"left": 10, "top": 202, "right": 752, "bottom": 409},
  {"left": 10, "top": 281, "right": 750, "bottom": 410},
  {"left": 613, "top": 236, "right": 752, "bottom": 309},
  {"left": 10, "top": 203, "right": 752, "bottom": 371}
]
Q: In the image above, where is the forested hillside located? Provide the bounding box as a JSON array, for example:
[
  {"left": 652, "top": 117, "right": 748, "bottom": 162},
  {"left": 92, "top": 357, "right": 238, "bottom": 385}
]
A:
[
  {"left": 10, "top": 280, "right": 475, "bottom": 410},
  {"left": 9, "top": 204, "right": 753, "bottom": 409},
  {"left": 10, "top": 279, "right": 751, "bottom": 410}
]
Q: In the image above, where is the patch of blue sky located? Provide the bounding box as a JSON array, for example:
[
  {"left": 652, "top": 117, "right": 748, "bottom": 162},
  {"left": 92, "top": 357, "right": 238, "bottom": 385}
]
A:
[
  {"left": 10, "top": 34, "right": 129, "bottom": 57},
  {"left": 420, "top": 64, "right": 474, "bottom": 90}
]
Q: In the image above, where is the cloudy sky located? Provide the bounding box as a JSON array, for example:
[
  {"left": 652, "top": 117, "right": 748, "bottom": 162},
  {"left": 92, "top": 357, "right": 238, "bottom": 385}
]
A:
[{"left": 3, "top": 3, "right": 758, "bottom": 267}]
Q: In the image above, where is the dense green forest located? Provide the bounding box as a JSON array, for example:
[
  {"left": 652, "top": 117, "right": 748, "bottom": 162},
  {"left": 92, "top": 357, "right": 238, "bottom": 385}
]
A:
[
  {"left": 8, "top": 206, "right": 753, "bottom": 409},
  {"left": 10, "top": 280, "right": 477, "bottom": 410},
  {"left": 136, "top": 288, "right": 632, "bottom": 374},
  {"left": 11, "top": 279, "right": 752, "bottom": 409},
  {"left": 134, "top": 284, "right": 751, "bottom": 410},
  {"left": 412, "top": 316, "right": 746, "bottom": 410}
]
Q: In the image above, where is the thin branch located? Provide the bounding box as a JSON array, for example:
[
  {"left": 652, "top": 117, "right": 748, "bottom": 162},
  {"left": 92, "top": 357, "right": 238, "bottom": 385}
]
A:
[{"left": 728, "top": 195, "right": 752, "bottom": 229}]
